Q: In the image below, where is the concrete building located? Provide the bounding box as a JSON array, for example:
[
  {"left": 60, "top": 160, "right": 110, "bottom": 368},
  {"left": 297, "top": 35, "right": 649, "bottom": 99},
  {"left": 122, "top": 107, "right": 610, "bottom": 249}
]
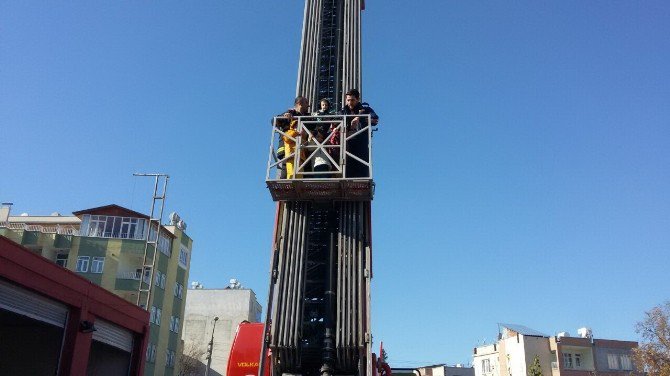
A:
[
  {"left": 549, "top": 335, "right": 639, "bottom": 376},
  {"left": 182, "top": 282, "right": 263, "bottom": 376},
  {"left": 473, "top": 324, "right": 640, "bottom": 376},
  {"left": 0, "top": 202, "right": 193, "bottom": 375},
  {"left": 0, "top": 236, "right": 149, "bottom": 375},
  {"left": 417, "top": 364, "right": 475, "bottom": 376}
]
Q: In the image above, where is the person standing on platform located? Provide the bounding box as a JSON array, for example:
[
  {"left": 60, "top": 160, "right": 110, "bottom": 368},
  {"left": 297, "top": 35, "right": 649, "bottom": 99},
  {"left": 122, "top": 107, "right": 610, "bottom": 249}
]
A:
[
  {"left": 276, "top": 96, "right": 310, "bottom": 179},
  {"left": 339, "top": 89, "right": 378, "bottom": 178}
]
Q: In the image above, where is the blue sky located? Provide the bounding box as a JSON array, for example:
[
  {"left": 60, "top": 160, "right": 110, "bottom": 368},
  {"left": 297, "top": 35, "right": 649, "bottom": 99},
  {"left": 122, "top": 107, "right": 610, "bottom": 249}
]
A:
[{"left": 2, "top": 0, "right": 669, "bottom": 367}]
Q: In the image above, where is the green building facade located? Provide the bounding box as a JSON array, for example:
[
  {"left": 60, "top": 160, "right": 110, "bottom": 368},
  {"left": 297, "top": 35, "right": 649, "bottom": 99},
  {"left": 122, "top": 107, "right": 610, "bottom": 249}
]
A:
[{"left": 0, "top": 203, "right": 192, "bottom": 376}]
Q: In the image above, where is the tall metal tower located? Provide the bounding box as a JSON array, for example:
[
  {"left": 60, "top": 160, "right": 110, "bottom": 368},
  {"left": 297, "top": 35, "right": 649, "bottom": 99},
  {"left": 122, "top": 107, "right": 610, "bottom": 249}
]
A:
[
  {"left": 296, "top": 0, "right": 365, "bottom": 109},
  {"left": 261, "top": 2, "right": 376, "bottom": 376}
]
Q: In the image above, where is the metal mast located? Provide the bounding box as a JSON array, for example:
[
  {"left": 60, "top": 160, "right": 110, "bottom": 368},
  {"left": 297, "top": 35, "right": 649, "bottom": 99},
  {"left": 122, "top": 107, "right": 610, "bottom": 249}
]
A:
[
  {"left": 296, "top": 0, "right": 364, "bottom": 110},
  {"left": 134, "top": 173, "right": 169, "bottom": 309},
  {"left": 262, "top": 2, "right": 373, "bottom": 376}
]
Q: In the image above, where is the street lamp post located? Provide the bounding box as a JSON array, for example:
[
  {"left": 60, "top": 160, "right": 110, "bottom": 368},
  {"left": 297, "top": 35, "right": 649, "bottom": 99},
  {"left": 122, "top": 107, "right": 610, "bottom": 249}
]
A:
[{"left": 205, "top": 316, "right": 219, "bottom": 376}]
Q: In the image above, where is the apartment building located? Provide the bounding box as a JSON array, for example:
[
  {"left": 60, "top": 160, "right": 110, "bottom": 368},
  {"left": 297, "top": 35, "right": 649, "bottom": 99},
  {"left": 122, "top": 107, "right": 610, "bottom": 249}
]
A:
[
  {"left": 473, "top": 324, "right": 640, "bottom": 376},
  {"left": 0, "top": 202, "right": 193, "bottom": 376},
  {"left": 417, "top": 364, "right": 475, "bottom": 376}
]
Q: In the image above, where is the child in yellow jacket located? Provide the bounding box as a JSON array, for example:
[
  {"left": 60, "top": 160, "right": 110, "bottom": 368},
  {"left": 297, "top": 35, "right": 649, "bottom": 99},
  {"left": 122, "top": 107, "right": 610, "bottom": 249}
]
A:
[{"left": 282, "top": 120, "right": 306, "bottom": 179}]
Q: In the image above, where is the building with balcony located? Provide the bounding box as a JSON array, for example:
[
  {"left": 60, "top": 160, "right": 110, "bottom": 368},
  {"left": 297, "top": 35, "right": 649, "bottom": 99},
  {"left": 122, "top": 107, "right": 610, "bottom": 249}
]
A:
[
  {"left": 182, "top": 281, "right": 263, "bottom": 376},
  {"left": 0, "top": 202, "right": 193, "bottom": 376},
  {"left": 549, "top": 335, "right": 638, "bottom": 376},
  {"left": 473, "top": 324, "right": 640, "bottom": 376}
]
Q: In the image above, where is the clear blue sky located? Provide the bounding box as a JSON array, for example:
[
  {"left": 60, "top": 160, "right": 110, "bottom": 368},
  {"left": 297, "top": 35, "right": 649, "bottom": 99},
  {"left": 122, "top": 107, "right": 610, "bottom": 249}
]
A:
[{"left": 2, "top": 1, "right": 669, "bottom": 368}]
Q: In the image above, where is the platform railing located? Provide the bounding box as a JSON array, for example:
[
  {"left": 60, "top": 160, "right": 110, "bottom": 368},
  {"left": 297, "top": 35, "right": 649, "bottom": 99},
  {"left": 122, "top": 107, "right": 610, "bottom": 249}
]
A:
[{"left": 266, "top": 114, "right": 373, "bottom": 181}]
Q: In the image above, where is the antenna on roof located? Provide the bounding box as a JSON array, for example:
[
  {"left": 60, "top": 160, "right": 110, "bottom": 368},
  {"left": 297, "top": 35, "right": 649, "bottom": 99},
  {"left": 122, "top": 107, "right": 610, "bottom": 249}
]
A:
[{"left": 133, "top": 173, "right": 170, "bottom": 310}]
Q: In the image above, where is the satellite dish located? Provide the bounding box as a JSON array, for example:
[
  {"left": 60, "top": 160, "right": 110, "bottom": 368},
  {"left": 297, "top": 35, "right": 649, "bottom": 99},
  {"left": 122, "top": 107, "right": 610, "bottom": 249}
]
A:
[{"left": 178, "top": 220, "right": 187, "bottom": 230}]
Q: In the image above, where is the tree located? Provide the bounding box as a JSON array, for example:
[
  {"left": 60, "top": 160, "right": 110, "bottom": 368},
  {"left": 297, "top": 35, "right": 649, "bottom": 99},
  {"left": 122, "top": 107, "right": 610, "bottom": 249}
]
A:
[
  {"left": 633, "top": 301, "right": 670, "bottom": 376},
  {"left": 178, "top": 341, "right": 206, "bottom": 376},
  {"left": 527, "top": 355, "right": 543, "bottom": 376},
  {"left": 380, "top": 348, "right": 389, "bottom": 364}
]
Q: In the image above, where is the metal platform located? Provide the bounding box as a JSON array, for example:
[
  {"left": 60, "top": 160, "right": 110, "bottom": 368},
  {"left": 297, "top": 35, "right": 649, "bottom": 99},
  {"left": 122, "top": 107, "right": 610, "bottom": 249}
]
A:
[
  {"left": 267, "top": 178, "right": 373, "bottom": 201},
  {"left": 266, "top": 115, "right": 375, "bottom": 202}
]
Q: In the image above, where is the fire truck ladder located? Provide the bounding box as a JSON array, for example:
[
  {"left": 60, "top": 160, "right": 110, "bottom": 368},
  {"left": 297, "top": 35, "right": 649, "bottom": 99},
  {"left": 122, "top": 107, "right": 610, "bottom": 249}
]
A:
[
  {"left": 134, "top": 173, "right": 169, "bottom": 309},
  {"left": 261, "top": 1, "right": 372, "bottom": 376}
]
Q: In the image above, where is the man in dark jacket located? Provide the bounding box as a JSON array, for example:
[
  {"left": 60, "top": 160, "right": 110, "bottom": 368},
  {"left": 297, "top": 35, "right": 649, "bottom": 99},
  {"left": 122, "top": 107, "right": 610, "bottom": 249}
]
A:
[{"left": 339, "top": 89, "right": 379, "bottom": 178}]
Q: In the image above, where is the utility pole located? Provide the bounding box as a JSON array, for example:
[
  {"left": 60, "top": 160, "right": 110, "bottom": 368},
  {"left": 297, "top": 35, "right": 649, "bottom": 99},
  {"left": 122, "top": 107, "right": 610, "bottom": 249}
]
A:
[{"left": 205, "top": 316, "right": 219, "bottom": 376}]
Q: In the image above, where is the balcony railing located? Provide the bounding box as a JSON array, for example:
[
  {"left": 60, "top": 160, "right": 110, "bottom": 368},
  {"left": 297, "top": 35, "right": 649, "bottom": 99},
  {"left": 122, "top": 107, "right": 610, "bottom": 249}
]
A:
[
  {"left": 266, "top": 114, "right": 375, "bottom": 201},
  {"left": 117, "top": 271, "right": 142, "bottom": 280},
  {"left": 0, "top": 222, "right": 80, "bottom": 236}
]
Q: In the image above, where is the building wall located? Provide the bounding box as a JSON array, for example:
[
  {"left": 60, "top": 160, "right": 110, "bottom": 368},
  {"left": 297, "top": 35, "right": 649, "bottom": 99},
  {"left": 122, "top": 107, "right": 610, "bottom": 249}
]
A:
[
  {"left": 183, "top": 289, "right": 262, "bottom": 376},
  {"left": 0, "top": 236, "right": 149, "bottom": 375},
  {"left": 474, "top": 344, "right": 500, "bottom": 376},
  {"left": 502, "top": 335, "right": 527, "bottom": 376},
  {"left": 592, "top": 340, "right": 639, "bottom": 376},
  {"left": 522, "top": 336, "right": 553, "bottom": 376},
  {"left": 0, "top": 209, "right": 193, "bottom": 376}
]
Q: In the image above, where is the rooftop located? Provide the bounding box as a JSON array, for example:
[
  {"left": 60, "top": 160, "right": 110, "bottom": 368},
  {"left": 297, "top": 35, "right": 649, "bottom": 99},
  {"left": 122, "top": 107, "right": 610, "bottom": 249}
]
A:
[{"left": 499, "top": 323, "right": 549, "bottom": 338}]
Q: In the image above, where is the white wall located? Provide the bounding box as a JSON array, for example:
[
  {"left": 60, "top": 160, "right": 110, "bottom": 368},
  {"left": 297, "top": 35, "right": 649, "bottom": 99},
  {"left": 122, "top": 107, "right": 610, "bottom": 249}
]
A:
[
  {"left": 182, "top": 289, "right": 262, "bottom": 376},
  {"left": 474, "top": 344, "right": 500, "bottom": 376}
]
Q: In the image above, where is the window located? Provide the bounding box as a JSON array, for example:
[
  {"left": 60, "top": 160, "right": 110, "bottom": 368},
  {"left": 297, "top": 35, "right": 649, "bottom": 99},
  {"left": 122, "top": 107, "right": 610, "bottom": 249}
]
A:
[
  {"left": 150, "top": 306, "right": 157, "bottom": 323},
  {"left": 150, "top": 306, "right": 162, "bottom": 325},
  {"left": 149, "top": 225, "right": 172, "bottom": 256},
  {"left": 88, "top": 216, "right": 106, "bottom": 237},
  {"left": 91, "top": 257, "right": 105, "bottom": 273},
  {"left": 83, "top": 214, "right": 146, "bottom": 240},
  {"left": 160, "top": 273, "right": 166, "bottom": 289},
  {"left": 174, "top": 283, "right": 184, "bottom": 299},
  {"left": 170, "top": 316, "right": 180, "bottom": 333},
  {"left": 76, "top": 256, "right": 90, "bottom": 272},
  {"left": 563, "top": 353, "right": 573, "bottom": 369},
  {"left": 154, "top": 271, "right": 162, "bottom": 287},
  {"left": 56, "top": 253, "right": 68, "bottom": 268},
  {"left": 614, "top": 354, "right": 633, "bottom": 370},
  {"left": 608, "top": 354, "right": 620, "bottom": 370},
  {"left": 575, "top": 353, "right": 582, "bottom": 368},
  {"left": 143, "top": 268, "right": 151, "bottom": 284},
  {"left": 482, "top": 359, "right": 491, "bottom": 374},
  {"left": 178, "top": 245, "right": 189, "bottom": 268},
  {"left": 166, "top": 349, "right": 176, "bottom": 367},
  {"left": 146, "top": 343, "right": 156, "bottom": 362},
  {"left": 158, "top": 233, "right": 171, "bottom": 256}
]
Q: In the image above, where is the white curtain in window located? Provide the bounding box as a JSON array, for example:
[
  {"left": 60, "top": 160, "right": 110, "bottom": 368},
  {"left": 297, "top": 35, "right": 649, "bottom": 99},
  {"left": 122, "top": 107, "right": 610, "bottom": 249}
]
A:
[{"left": 608, "top": 354, "right": 619, "bottom": 370}]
